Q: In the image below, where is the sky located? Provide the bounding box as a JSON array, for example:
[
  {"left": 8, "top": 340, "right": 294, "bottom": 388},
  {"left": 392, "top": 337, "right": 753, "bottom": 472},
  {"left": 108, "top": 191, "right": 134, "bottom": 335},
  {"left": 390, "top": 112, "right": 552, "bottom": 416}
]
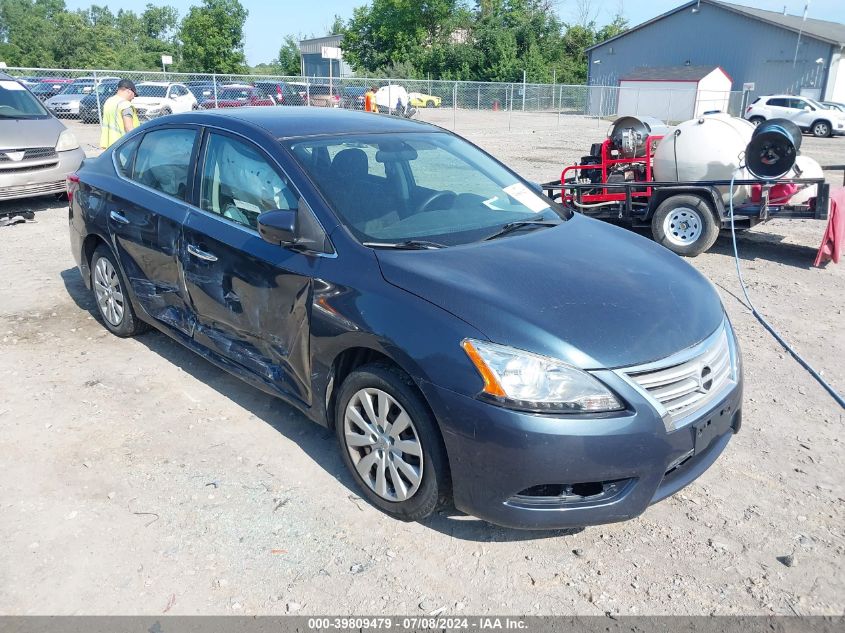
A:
[{"left": 64, "top": 0, "right": 845, "bottom": 66}]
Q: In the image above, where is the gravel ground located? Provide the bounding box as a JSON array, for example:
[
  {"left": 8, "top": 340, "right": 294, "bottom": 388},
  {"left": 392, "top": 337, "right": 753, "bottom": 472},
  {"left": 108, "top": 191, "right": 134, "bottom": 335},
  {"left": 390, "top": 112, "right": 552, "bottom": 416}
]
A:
[{"left": 0, "top": 112, "right": 843, "bottom": 616}]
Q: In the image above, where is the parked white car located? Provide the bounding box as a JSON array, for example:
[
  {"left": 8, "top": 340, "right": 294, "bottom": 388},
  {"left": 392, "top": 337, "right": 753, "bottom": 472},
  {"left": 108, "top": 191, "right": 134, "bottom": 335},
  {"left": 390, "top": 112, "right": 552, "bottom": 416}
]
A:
[
  {"left": 744, "top": 94, "right": 845, "bottom": 137},
  {"left": 132, "top": 82, "right": 197, "bottom": 119}
]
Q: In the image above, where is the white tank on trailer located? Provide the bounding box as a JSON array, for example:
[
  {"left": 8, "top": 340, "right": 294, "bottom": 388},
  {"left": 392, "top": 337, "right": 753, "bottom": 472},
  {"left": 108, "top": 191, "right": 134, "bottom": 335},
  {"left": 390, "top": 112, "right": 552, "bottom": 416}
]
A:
[{"left": 652, "top": 113, "right": 754, "bottom": 205}]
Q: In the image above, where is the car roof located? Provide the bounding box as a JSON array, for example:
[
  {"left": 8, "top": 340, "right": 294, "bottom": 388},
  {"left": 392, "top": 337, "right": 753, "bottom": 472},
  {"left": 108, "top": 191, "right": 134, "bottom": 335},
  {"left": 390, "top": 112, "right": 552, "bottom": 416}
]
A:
[
  {"left": 138, "top": 81, "right": 177, "bottom": 87},
  {"left": 164, "top": 107, "right": 438, "bottom": 139}
]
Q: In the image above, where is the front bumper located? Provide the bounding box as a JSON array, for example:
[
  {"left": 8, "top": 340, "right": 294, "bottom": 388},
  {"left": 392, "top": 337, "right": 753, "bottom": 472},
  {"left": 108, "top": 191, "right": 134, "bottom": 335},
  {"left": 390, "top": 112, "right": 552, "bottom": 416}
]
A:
[
  {"left": 420, "top": 370, "right": 742, "bottom": 530},
  {"left": 48, "top": 102, "right": 81, "bottom": 116},
  {"left": 0, "top": 147, "right": 85, "bottom": 202}
]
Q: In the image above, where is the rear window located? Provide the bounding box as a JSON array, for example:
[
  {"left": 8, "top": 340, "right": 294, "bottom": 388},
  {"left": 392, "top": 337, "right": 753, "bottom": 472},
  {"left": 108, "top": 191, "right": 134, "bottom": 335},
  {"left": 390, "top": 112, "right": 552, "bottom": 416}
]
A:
[{"left": 0, "top": 80, "right": 50, "bottom": 118}]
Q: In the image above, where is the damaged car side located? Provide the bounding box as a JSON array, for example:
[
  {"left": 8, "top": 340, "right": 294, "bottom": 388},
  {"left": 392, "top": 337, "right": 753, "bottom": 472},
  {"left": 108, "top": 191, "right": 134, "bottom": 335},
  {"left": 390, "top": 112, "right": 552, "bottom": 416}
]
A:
[{"left": 68, "top": 108, "right": 742, "bottom": 530}]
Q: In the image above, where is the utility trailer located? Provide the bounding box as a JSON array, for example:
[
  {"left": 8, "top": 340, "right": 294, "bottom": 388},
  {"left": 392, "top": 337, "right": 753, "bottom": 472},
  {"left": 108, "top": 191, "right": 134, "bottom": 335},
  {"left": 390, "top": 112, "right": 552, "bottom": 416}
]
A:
[{"left": 542, "top": 115, "right": 830, "bottom": 256}]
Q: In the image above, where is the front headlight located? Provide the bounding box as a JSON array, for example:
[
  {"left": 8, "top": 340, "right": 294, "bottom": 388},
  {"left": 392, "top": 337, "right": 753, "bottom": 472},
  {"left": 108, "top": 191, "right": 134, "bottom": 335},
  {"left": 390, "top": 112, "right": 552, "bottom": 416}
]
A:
[
  {"left": 56, "top": 129, "right": 79, "bottom": 152},
  {"left": 461, "top": 339, "right": 623, "bottom": 413}
]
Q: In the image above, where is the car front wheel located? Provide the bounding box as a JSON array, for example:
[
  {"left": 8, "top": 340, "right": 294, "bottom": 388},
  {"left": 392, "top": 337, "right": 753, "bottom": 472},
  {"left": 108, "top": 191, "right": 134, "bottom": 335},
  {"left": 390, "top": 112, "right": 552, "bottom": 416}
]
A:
[
  {"left": 91, "top": 245, "right": 148, "bottom": 337},
  {"left": 335, "top": 364, "right": 450, "bottom": 521},
  {"left": 812, "top": 121, "right": 831, "bottom": 137}
]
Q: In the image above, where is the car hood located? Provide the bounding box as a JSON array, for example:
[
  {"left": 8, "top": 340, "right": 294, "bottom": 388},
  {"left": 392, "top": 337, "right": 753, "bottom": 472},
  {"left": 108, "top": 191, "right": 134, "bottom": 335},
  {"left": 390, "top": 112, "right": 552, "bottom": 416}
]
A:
[
  {"left": 46, "top": 93, "right": 85, "bottom": 104},
  {"left": 0, "top": 116, "right": 64, "bottom": 149},
  {"left": 374, "top": 215, "right": 725, "bottom": 369}
]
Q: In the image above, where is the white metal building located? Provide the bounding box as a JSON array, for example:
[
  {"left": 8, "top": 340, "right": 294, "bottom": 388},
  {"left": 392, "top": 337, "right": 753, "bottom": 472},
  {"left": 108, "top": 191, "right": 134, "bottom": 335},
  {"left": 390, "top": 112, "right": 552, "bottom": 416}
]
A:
[{"left": 617, "top": 66, "right": 733, "bottom": 120}]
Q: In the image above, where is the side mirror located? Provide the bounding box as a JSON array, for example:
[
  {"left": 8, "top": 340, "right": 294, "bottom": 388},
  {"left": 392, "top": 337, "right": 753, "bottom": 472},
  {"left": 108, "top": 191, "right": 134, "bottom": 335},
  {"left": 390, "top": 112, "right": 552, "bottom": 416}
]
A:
[
  {"left": 258, "top": 209, "right": 297, "bottom": 246},
  {"left": 804, "top": 106, "right": 812, "bottom": 112}
]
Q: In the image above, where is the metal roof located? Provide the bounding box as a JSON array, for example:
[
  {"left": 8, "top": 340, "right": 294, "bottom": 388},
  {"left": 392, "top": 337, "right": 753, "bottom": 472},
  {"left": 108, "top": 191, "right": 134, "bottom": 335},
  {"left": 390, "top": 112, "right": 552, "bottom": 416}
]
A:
[
  {"left": 620, "top": 65, "right": 725, "bottom": 81},
  {"left": 586, "top": 0, "right": 845, "bottom": 52},
  {"left": 299, "top": 34, "right": 344, "bottom": 55}
]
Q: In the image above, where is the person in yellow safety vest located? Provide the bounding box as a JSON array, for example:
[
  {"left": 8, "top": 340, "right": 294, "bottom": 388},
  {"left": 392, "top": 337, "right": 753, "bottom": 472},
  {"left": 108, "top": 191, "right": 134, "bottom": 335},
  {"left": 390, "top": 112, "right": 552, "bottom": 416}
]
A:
[
  {"left": 100, "top": 79, "right": 139, "bottom": 149},
  {"left": 364, "top": 86, "right": 378, "bottom": 113}
]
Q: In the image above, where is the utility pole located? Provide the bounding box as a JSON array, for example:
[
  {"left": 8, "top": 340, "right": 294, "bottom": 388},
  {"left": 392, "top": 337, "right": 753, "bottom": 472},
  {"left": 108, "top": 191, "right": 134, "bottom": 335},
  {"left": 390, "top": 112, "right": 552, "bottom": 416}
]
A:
[{"left": 522, "top": 69, "right": 526, "bottom": 111}]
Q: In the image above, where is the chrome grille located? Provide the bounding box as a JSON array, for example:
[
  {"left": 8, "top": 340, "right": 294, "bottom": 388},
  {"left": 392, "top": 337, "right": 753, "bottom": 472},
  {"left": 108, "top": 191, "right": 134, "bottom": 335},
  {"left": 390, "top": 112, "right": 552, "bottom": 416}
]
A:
[
  {"left": 0, "top": 147, "right": 58, "bottom": 162},
  {"left": 620, "top": 325, "right": 735, "bottom": 426}
]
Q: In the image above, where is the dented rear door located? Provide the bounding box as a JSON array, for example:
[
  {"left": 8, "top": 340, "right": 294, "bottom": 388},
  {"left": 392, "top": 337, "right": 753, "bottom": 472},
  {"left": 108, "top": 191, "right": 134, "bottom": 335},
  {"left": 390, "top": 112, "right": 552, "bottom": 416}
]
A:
[{"left": 107, "top": 126, "right": 199, "bottom": 337}]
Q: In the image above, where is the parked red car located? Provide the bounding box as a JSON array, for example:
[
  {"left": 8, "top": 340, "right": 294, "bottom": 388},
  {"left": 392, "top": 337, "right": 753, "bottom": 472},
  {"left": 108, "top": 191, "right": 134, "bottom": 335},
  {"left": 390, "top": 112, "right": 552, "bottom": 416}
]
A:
[{"left": 199, "top": 86, "right": 275, "bottom": 109}]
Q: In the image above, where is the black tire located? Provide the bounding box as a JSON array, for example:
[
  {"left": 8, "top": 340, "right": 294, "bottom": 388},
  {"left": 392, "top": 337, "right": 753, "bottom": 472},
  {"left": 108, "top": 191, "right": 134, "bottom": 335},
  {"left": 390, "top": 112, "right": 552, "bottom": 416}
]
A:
[
  {"left": 160, "top": 107, "right": 172, "bottom": 117},
  {"left": 749, "top": 116, "right": 765, "bottom": 126},
  {"left": 811, "top": 120, "right": 832, "bottom": 138},
  {"left": 651, "top": 194, "right": 720, "bottom": 257},
  {"left": 335, "top": 363, "right": 450, "bottom": 522},
  {"left": 90, "top": 245, "right": 149, "bottom": 337},
  {"left": 425, "top": 100, "right": 435, "bottom": 108}
]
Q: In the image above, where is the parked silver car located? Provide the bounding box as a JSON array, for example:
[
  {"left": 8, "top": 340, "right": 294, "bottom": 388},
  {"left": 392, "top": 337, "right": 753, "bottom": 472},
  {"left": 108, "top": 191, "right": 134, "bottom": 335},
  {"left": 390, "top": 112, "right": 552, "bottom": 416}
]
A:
[
  {"left": 44, "top": 76, "right": 119, "bottom": 118},
  {"left": 0, "top": 74, "right": 86, "bottom": 202}
]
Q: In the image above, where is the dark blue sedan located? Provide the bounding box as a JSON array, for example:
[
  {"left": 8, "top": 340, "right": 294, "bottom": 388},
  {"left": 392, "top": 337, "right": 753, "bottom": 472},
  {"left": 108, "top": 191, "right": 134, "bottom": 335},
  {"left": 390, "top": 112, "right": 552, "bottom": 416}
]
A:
[{"left": 67, "top": 108, "right": 742, "bottom": 529}]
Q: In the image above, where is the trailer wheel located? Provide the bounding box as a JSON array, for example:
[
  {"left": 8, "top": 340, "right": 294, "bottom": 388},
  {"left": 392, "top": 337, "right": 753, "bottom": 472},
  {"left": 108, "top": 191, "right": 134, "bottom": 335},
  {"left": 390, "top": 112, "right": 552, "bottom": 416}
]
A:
[{"left": 651, "top": 194, "right": 719, "bottom": 257}]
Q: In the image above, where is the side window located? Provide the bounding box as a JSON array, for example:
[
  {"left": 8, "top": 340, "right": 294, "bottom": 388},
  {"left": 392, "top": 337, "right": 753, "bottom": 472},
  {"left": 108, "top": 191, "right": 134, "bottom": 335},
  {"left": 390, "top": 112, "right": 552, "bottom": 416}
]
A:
[
  {"left": 131, "top": 128, "right": 197, "bottom": 200},
  {"left": 791, "top": 98, "right": 810, "bottom": 110},
  {"left": 114, "top": 135, "right": 140, "bottom": 177},
  {"left": 200, "top": 133, "right": 297, "bottom": 230},
  {"left": 767, "top": 98, "right": 786, "bottom": 107}
]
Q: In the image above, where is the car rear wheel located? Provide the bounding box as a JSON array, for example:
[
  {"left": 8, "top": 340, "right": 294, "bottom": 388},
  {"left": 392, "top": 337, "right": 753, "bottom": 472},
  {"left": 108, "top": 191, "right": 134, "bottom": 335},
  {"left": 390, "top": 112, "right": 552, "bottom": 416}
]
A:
[
  {"left": 425, "top": 100, "right": 435, "bottom": 108},
  {"left": 335, "top": 363, "right": 450, "bottom": 521},
  {"left": 812, "top": 120, "right": 831, "bottom": 138},
  {"left": 651, "top": 194, "right": 720, "bottom": 257},
  {"left": 749, "top": 116, "right": 765, "bottom": 126},
  {"left": 91, "top": 245, "right": 148, "bottom": 337}
]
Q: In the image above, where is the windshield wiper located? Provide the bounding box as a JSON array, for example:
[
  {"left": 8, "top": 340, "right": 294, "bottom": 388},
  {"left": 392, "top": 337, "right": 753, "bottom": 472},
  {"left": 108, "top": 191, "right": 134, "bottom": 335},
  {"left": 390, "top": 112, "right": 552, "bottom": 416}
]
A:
[
  {"left": 363, "top": 239, "right": 447, "bottom": 250},
  {"left": 483, "top": 220, "right": 559, "bottom": 241}
]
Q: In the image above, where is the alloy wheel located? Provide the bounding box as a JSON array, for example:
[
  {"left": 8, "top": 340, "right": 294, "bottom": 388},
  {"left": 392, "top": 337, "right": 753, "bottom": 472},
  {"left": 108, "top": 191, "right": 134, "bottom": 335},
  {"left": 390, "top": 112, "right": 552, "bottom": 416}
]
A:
[
  {"left": 93, "top": 257, "right": 125, "bottom": 326},
  {"left": 663, "top": 208, "right": 703, "bottom": 247},
  {"left": 343, "top": 388, "right": 423, "bottom": 502},
  {"left": 813, "top": 122, "right": 830, "bottom": 137}
]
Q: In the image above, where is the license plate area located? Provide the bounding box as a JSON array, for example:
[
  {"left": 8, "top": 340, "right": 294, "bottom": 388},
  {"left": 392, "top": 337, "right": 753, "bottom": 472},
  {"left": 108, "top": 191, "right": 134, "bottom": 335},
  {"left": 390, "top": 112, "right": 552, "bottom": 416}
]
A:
[{"left": 693, "top": 403, "right": 735, "bottom": 455}]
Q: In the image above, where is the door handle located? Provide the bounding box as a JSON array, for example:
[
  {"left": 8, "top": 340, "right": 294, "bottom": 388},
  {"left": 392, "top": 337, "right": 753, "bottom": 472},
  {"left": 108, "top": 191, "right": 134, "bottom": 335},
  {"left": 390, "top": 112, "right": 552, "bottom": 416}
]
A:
[
  {"left": 187, "top": 244, "right": 218, "bottom": 262},
  {"left": 109, "top": 210, "right": 130, "bottom": 225}
]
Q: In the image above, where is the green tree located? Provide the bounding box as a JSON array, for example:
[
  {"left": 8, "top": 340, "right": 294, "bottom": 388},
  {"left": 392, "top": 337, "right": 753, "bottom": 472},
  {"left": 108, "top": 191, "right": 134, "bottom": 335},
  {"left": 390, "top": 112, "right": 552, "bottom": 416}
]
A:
[
  {"left": 276, "top": 34, "right": 301, "bottom": 75},
  {"left": 179, "top": 0, "right": 248, "bottom": 73},
  {"left": 342, "top": 0, "right": 466, "bottom": 74},
  {"left": 0, "top": 0, "right": 65, "bottom": 67}
]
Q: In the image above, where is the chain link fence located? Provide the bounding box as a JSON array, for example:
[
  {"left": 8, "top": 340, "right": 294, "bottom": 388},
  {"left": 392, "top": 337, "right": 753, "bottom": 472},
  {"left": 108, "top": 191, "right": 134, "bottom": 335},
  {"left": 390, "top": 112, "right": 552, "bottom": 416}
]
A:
[{"left": 4, "top": 66, "right": 746, "bottom": 130}]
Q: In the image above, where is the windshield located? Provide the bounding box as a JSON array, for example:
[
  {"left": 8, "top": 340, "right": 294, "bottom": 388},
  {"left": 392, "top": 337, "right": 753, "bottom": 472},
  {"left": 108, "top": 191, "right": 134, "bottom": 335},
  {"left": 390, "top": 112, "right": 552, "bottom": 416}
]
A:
[
  {"left": 96, "top": 82, "right": 118, "bottom": 95},
  {"left": 31, "top": 82, "right": 62, "bottom": 94},
  {"left": 806, "top": 98, "right": 826, "bottom": 110},
  {"left": 136, "top": 85, "right": 168, "bottom": 98},
  {"left": 217, "top": 88, "right": 251, "bottom": 100},
  {"left": 0, "top": 80, "right": 50, "bottom": 118},
  {"left": 287, "top": 132, "right": 562, "bottom": 246},
  {"left": 60, "top": 81, "right": 94, "bottom": 95}
]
